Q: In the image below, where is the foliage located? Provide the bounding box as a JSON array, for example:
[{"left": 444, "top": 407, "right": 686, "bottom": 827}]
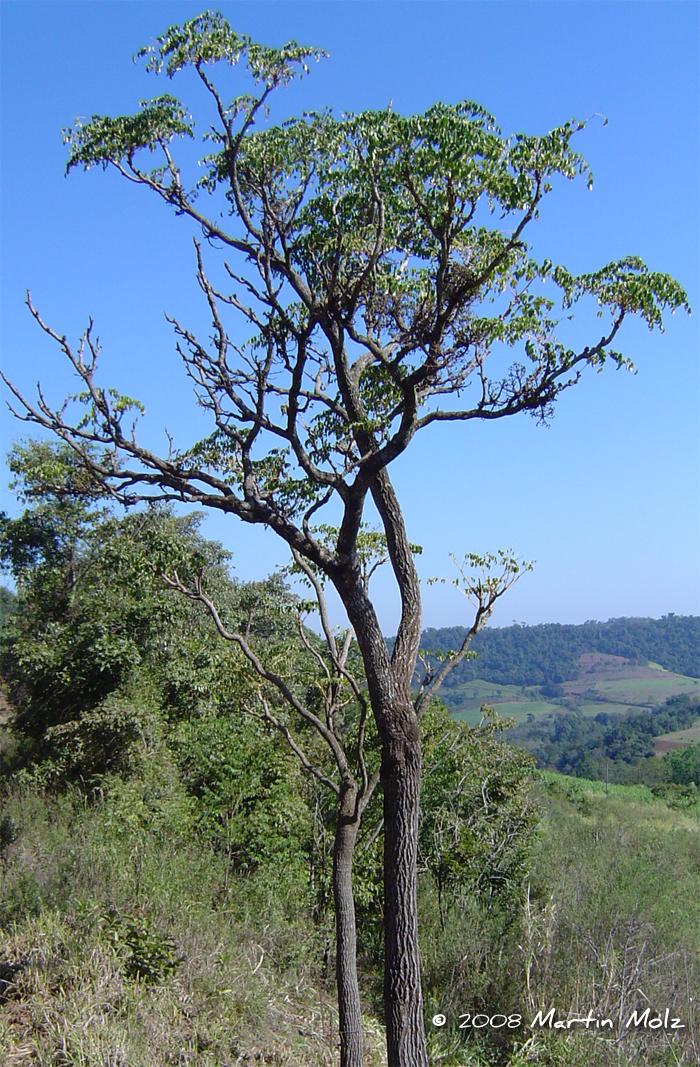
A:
[
  {"left": 419, "top": 705, "right": 538, "bottom": 913},
  {"left": 2, "top": 769, "right": 696, "bottom": 1066},
  {"left": 101, "top": 910, "right": 181, "bottom": 984},
  {"left": 0, "top": 443, "right": 301, "bottom": 782},
  {"left": 1, "top": 11, "right": 690, "bottom": 1063},
  {"left": 171, "top": 711, "right": 315, "bottom": 887},
  {"left": 512, "top": 693, "right": 700, "bottom": 783},
  {"left": 520, "top": 775, "right": 700, "bottom": 1066},
  {"left": 0, "top": 587, "right": 15, "bottom": 627},
  {"left": 0, "top": 780, "right": 346, "bottom": 1066},
  {"left": 420, "top": 615, "right": 700, "bottom": 687},
  {"left": 319, "top": 704, "right": 540, "bottom": 963},
  {"left": 663, "top": 742, "right": 700, "bottom": 788},
  {"left": 2, "top": 603, "right": 698, "bottom": 1067}
]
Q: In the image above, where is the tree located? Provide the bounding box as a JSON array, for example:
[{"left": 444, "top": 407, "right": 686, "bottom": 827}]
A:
[
  {"left": 1, "top": 13, "right": 689, "bottom": 1064},
  {"left": 664, "top": 743, "right": 700, "bottom": 789},
  {"left": 159, "top": 526, "right": 524, "bottom": 1067},
  {"left": 161, "top": 531, "right": 384, "bottom": 1067},
  {"left": 1, "top": 442, "right": 522, "bottom": 1067},
  {"left": 0, "top": 442, "right": 235, "bottom": 771}
]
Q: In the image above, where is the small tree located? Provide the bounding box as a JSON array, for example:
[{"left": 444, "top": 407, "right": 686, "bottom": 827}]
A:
[{"left": 1, "top": 13, "right": 689, "bottom": 1064}]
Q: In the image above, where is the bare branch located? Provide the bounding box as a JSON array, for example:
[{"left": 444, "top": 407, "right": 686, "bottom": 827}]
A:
[
  {"left": 244, "top": 695, "right": 340, "bottom": 796},
  {"left": 158, "top": 568, "right": 353, "bottom": 779},
  {"left": 415, "top": 552, "right": 530, "bottom": 718}
]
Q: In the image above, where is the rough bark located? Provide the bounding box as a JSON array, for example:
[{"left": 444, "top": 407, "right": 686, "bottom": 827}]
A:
[
  {"left": 334, "top": 784, "right": 364, "bottom": 1067},
  {"left": 335, "top": 565, "right": 427, "bottom": 1067},
  {"left": 381, "top": 718, "right": 428, "bottom": 1067}
]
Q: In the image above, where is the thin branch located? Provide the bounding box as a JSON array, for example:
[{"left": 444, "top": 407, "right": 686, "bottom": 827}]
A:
[
  {"left": 245, "top": 694, "right": 340, "bottom": 796},
  {"left": 159, "top": 568, "right": 352, "bottom": 778}
]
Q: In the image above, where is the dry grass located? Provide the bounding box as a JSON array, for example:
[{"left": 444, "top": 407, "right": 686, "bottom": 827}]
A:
[
  {"left": 0, "top": 771, "right": 390, "bottom": 1067},
  {"left": 0, "top": 910, "right": 388, "bottom": 1066},
  {"left": 2, "top": 732, "right": 698, "bottom": 1067}
]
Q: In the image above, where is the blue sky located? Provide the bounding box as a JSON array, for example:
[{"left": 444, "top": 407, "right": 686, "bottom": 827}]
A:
[{"left": 1, "top": 1, "right": 698, "bottom": 632}]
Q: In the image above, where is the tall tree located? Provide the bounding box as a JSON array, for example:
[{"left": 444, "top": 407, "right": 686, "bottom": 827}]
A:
[{"left": 1, "top": 13, "right": 688, "bottom": 1064}]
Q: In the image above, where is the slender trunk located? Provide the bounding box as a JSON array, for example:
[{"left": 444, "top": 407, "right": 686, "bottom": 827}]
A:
[
  {"left": 382, "top": 725, "right": 428, "bottom": 1067},
  {"left": 334, "top": 784, "right": 364, "bottom": 1067}
]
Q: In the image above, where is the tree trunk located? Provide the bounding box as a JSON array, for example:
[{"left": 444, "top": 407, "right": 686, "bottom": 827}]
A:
[
  {"left": 382, "top": 724, "right": 428, "bottom": 1067},
  {"left": 334, "top": 784, "right": 365, "bottom": 1067},
  {"left": 334, "top": 570, "right": 428, "bottom": 1067}
]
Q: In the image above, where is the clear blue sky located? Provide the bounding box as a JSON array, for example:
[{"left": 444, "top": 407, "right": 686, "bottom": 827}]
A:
[{"left": 1, "top": 1, "right": 698, "bottom": 632}]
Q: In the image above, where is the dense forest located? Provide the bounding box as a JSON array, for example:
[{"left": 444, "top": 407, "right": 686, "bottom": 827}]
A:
[{"left": 420, "top": 615, "right": 700, "bottom": 686}]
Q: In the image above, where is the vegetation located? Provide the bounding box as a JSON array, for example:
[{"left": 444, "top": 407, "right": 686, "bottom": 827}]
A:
[
  {"left": 2, "top": 742, "right": 698, "bottom": 1065},
  {"left": 0, "top": 441, "right": 541, "bottom": 1065},
  {"left": 517, "top": 775, "right": 700, "bottom": 1067},
  {"left": 419, "top": 621, "right": 700, "bottom": 792},
  {"left": 511, "top": 693, "right": 700, "bottom": 785},
  {"left": 1, "top": 460, "right": 696, "bottom": 1067},
  {"left": 0, "top": 587, "right": 14, "bottom": 626},
  {"left": 0, "top": 452, "right": 698, "bottom": 1065},
  {"left": 0, "top": 12, "right": 690, "bottom": 1064},
  {"left": 420, "top": 615, "right": 700, "bottom": 688}
]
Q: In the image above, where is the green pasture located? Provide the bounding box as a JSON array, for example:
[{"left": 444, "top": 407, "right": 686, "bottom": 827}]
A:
[
  {"left": 441, "top": 665, "right": 699, "bottom": 724},
  {"left": 577, "top": 701, "right": 642, "bottom": 717},
  {"left": 441, "top": 679, "right": 526, "bottom": 708},
  {"left": 591, "top": 673, "right": 700, "bottom": 705},
  {"left": 656, "top": 718, "right": 700, "bottom": 745},
  {"left": 454, "top": 700, "right": 561, "bottom": 726}
]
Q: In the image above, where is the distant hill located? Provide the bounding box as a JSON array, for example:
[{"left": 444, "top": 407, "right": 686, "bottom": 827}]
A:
[
  {"left": 419, "top": 615, "right": 700, "bottom": 688},
  {"left": 416, "top": 616, "right": 700, "bottom": 785},
  {"left": 442, "top": 655, "right": 700, "bottom": 727},
  {"left": 510, "top": 691, "right": 700, "bottom": 783}
]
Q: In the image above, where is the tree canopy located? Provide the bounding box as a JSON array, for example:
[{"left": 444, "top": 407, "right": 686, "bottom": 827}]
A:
[{"left": 4, "top": 12, "right": 687, "bottom": 550}]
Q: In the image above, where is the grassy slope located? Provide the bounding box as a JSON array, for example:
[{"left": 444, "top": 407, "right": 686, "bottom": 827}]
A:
[
  {"left": 453, "top": 699, "right": 562, "bottom": 726},
  {"left": 443, "top": 658, "right": 700, "bottom": 726},
  {"left": 0, "top": 779, "right": 388, "bottom": 1067},
  {"left": 501, "top": 773, "right": 700, "bottom": 1067},
  {"left": 1, "top": 749, "right": 699, "bottom": 1066}
]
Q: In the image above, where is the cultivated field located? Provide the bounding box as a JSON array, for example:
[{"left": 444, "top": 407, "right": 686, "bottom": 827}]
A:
[{"left": 443, "top": 654, "right": 700, "bottom": 723}]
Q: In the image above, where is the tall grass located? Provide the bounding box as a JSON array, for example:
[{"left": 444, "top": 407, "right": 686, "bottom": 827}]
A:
[
  {"left": 1, "top": 725, "right": 698, "bottom": 1066},
  {"left": 0, "top": 764, "right": 389, "bottom": 1066}
]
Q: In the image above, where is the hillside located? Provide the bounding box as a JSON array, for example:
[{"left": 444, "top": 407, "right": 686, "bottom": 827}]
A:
[
  {"left": 420, "top": 614, "right": 700, "bottom": 688},
  {"left": 2, "top": 749, "right": 698, "bottom": 1067},
  {"left": 417, "top": 618, "right": 700, "bottom": 786},
  {"left": 443, "top": 653, "right": 700, "bottom": 724}
]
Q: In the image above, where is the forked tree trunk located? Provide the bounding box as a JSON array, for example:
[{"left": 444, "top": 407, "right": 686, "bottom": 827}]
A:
[
  {"left": 334, "top": 784, "right": 364, "bottom": 1067},
  {"left": 381, "top": 724, "right": 429, "bottom": 1067}
]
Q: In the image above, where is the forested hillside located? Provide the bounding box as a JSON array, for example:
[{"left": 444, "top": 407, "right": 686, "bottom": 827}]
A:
[
  {"left": 512, "top": 692, "right": 700, "bottom": 785},
  {"left": 416, "top": 617, "right": 700, "bottom": 791},
  {"left": 420, "top": 615, "right": 700, "bottom": 686}
]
